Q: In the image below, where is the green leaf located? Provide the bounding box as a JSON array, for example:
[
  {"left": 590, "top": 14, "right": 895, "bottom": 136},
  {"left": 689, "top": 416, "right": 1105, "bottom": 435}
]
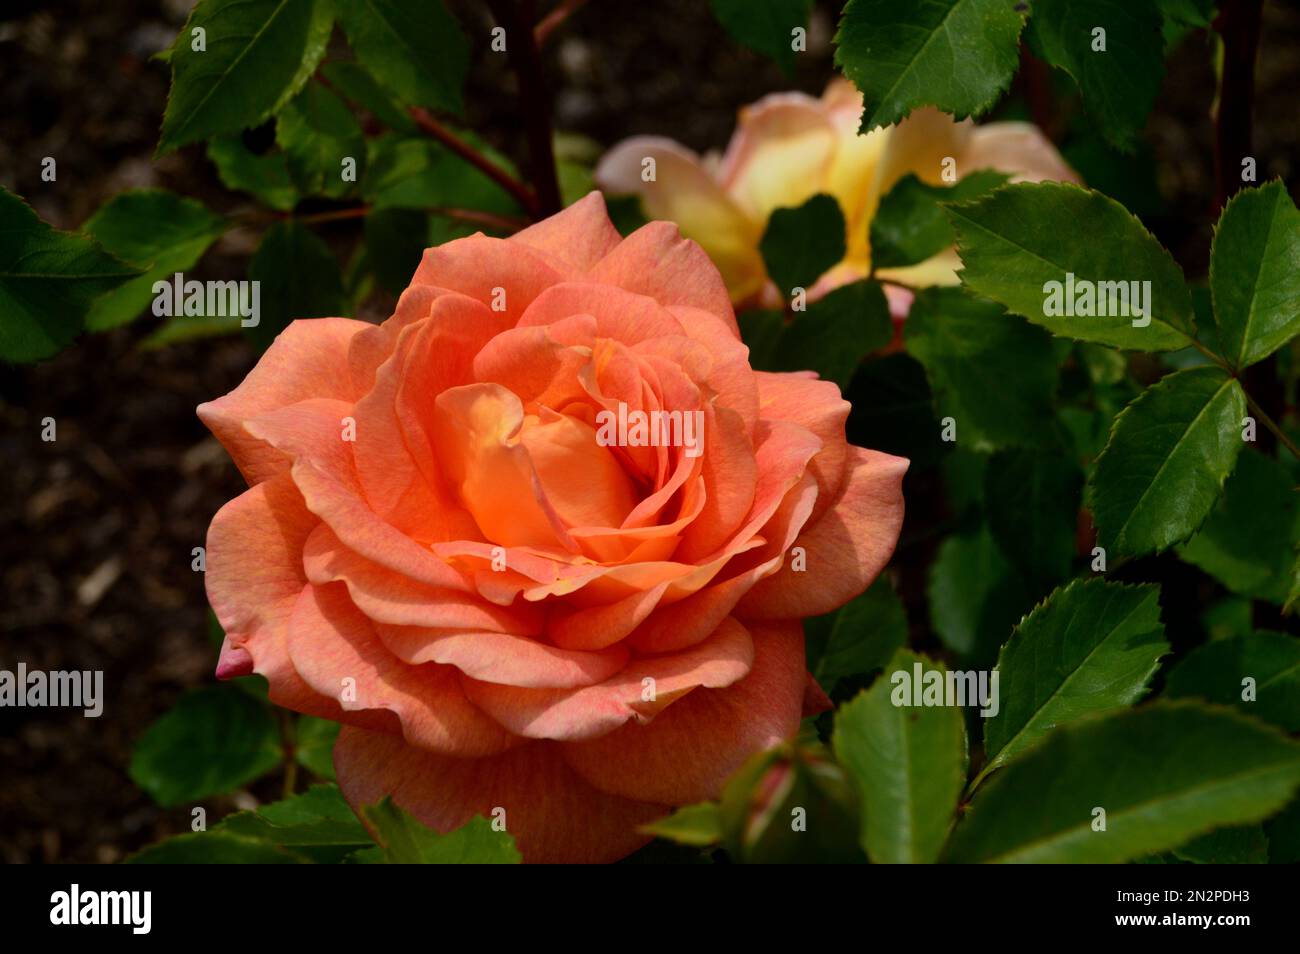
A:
[
  {"left": 1178, "top": 449, "right": 1299, "bottom": 602},
  {"left": 807, "top": 577, "right": 908, "bottom": 692},
  {"left": 1026, "top": 0, "right": 1165, "bottom": 151},
  {"left": 834, "top": 0, "right": 1025, "bottom": 132},
  {"left": 926, "top": 525, "right": 1030, "bottom": 666},
  {"left": 1088, "top": 367, "right": 1246, "bottom": 556},
  {"left": 139, "top": 314, "right": 243, "bottom": 350},
  {"left": 984, "top": 448, "right": 1082, "bottom": 586},
  {"left": 770, "top": 279, "right": 892, "bottom": 389},
  {"left": 126, "top": 830, "right": 308, "bottom": 864},
  {"left": 321, "top": 60, "right": 417, "bottom": 133},
  {"left": 847, "top": 353, "right": 943, "bottom": 469},
  {"left": 1164, "top": 631, "right": 1300, "bottom": 732},
  {"left": 759, "top": 193, "right": 847, "bottom": 293},
  {"left": 639, "top": 803, "right": 723, "bottom": 847},
  {"left": 0, "top": 187, "right": 139, "bottom": 362},
  {"left": 363, "top": 209, "right": 430, "bottom": 296},
  {"left": 207, "top": 136, "right": 300, "bottom": 211},
  {"left": 870, "top": 170, "right": 1007, "bottom": 269},
  {"left": 1209, "top": 180, "right": 1300, "bottom": 369},
  {"left": 1266, "top": 795, "right": 1300, "bottom": 863},
  {"left": 361, "top": 799, "right": 521, "bottom": 863},
  {"left": 246, "top": 220, "right": 347, "bottom": 351},
  {"left": 332, "top": 0, "right": 468, "bottom": 114},
  {"left": 157, "top": 0, "right": 333, "bottom": 154},
  {"left": 980, "top": 580, "right": 1168, "bottom": 782},
  {"left": 1174, "top": 824, "right": 1268, "bottom": 864},
  {"left": 709, "top": 0, "right": 811, "bottom": 73},
  {"left": 82, "top": 190, "right": 227, "bottom": 331},
  {"left": 833, "top": 650, "right": 968, "bottom": 863},
  {"left": 362, "top": 135, "right": 520, "bottom": 214},
  {"left": 948, "top": 182, "right": 1196, "bottom": 350},
  {"left": 219, "top": 784, "right": 369, "bottom": 846},
  {"left": 129, "top": 686, "right": 282, "bottom": 807},
  {"left": 294, "top": 716, "right": 340, "bottom": 779},
  {"left": 904, "top": 286, "right": 1058, "bottom": 449},
  {"left": 945, "top": 702, "right": 1300, "bottom": 863},
  {"left": 276, "top": 82, "right": 366, "bottom": 198}
]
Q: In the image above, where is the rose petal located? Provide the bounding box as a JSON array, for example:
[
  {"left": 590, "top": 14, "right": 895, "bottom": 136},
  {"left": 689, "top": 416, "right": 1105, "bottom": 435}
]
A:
[
  {"left": 561, "top": 619, "right": 806, "bottom": 804},
  {"left": 737, "top": 447, "right": 908, "bottom": 618},
  {"left": 334, "top": 729, "right": 664, "bottom": 863},
  {"left": 461, "top": 616, "right": 754, "bottom": 741}
]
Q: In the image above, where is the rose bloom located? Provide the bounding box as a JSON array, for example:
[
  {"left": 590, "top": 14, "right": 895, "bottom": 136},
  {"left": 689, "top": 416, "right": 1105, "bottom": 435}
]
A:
[
  {"left": 595, "top": 79, "right": 1079, "bottom": 312},
  {"left": 200, "top": 193, "right": 906, "bottom": 862}
]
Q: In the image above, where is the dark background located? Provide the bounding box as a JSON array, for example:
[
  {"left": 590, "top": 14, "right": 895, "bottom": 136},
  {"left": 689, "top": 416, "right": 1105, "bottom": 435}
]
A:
[{"left": 1, "top": 0, "right": 1297, "bottom": 862}]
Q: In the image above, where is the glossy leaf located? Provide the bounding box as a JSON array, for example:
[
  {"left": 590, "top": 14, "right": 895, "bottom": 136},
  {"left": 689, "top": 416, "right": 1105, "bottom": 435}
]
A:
[
  {"left": 948, "top": 182, "right": 1196, "bottom": 350},
  {"left": 1088, "top": 367, "right": 1246, "bottom": 556},
  {"left": 980, "top": 579, "right": 1168, "bottom": 781},
  {"left": 0, "top": 187, "right": 139, "bottom": 362},
  {"left": 158, "top": 0, "right": 332, "bottom": 154},
  {"left": 1209, "top": 180, "right": 1300, "bottom": 369},
  {"left": 946, "top": 702, "right": 1300, "bottom": 863},
  {"left": 834, "top": 0, "right": 1025, "bottom": 131},
  {"left": 834, "top": 650, "right": 968, "bottom": 863}
]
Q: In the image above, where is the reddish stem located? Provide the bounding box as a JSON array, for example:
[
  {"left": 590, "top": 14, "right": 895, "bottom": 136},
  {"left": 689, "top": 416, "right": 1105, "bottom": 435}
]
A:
[
  {"left": 408, "top": 106, "right": 540, "bottom": 216},
  {"left": 535, "top": 0, "right": 590, "bottom": 46}
]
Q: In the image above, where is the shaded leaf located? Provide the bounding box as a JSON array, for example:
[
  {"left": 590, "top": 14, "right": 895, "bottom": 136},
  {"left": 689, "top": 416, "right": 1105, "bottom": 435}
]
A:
[
  {"left": 0, "top": 187, "right": 139, "bottom": 362},
  {"left": 946, "top": 702, "right": 1300, "bottom": 863},
  {"left": 83, "top": 189, "right": 227, "bottom": 331},
  {"left": 1164, "top": 631, "right": 1300, "bottom": 732},
  {"left": 904, "top": 286, "right": 1058, "bottom": 449},
  {"left": 333, "top": 0, "right": 468, "bottom": 114},
  {"left": 834, "top": 0, "right": 1025, "bottom": 131},
  {"left": 362, "top": 799, "right": 521, "bottom": 863},
  {"left": 639, "top": 803, "right": 723, "bottom": 847},
  {"left": 276, "top": 82, "right": 366, "bottom": 198},
  {"left": 870, "top": 170, "right": 1007, "bottom": 269},
  {"left": 759, "top": 193, "right": 846, "bottom": 293},
  {"left": 207, "top": 136, "right": 299, "bottom": 211},
  {"left": 246, "top": 220, "right": 347, "bottom": 351},
  {"left": 129, "top": 686, "right": 282, "bottom": 807},
  {"left": 1027, "top": 0, "right": 1165, "bottom": 151},
  {"left": 1088, "top": 367, "right": 1246, "bottom": 556},
  {"left": 709, "top": 0, "right": 811, "bottom": 73},
  {"left": 833, "top": 650, "right": 968, "bottom": 863},
  {"left": 1178, "top": 449, "right": 1299, "bottom": 602}
]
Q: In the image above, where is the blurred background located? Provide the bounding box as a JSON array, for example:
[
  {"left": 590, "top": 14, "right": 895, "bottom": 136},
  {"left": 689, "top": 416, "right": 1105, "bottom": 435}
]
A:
[{"left": 1, "top": 0, "right": 1297, "bottom": 862}]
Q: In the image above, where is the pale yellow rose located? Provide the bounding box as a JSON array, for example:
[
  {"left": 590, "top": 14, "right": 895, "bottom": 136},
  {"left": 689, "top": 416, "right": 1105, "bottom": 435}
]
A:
[{"left": 596, "top": 79, "right": 1080, "bottom": 307}]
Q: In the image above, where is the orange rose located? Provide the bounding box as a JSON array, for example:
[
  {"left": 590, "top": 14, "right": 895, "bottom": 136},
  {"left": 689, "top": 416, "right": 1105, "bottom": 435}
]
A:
[
  {"left": 200, "top": 193, "right": 907, "bottom": 862},
  {"left": 596, "top": 79, "right": 1079, "bottom": 307}
]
